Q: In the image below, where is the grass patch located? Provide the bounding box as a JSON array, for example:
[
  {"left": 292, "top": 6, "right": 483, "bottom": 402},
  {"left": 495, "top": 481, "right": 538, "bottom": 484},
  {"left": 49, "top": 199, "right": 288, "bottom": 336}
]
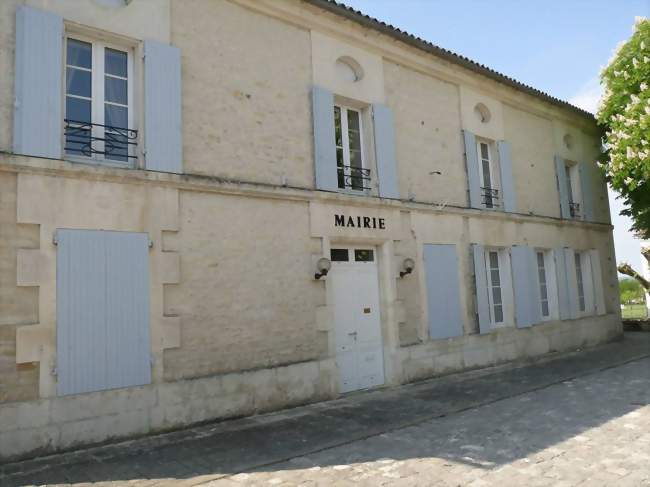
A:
[{"left": 621, "top": 303, "right": 648, "bottom": 320}]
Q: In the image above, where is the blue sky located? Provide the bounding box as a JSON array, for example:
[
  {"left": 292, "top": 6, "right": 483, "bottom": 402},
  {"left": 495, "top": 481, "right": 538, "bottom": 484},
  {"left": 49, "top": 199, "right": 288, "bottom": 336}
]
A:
[{"left": 341, "top": 0, "right": 649, "bottom": 271}]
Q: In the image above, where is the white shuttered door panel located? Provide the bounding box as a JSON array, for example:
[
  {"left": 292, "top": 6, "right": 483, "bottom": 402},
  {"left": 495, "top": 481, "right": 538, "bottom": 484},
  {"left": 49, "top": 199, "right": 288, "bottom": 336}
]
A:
[{"left": 57, "top": 229, "right": 150, "bottom": 396}]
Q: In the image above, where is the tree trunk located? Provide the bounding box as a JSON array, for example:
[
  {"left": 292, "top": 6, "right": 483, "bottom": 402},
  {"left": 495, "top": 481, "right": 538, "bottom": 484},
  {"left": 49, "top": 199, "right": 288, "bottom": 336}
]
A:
[{"left": 618, "top": 262, "right": 650, "bottom": 291}]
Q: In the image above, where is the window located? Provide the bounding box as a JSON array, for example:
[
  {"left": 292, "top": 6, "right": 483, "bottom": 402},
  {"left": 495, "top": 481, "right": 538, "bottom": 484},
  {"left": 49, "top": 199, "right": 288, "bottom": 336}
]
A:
[
  {"left": 477, "top": 141, "right": 498, "bottom": 208},
  {"left": 64, "top": 36, "right": 135, "bottom": 165},
  {"left": 485, "top": 250, "right": 504, "bottom": 324},
  {"left": 537, "top": 251, "right": 550, "bottom": 318},
  {"left": 330, "top": 248, "right": 349, "bottom": 261},
  {"left": 565, "top": 162, "right": 581, "bottom": 218},
  {"left": 334, "top": 105, "right": 369, "bottom": 191},
  {"left": 575, "top": 252, "right": 586, "bottom": 312}
]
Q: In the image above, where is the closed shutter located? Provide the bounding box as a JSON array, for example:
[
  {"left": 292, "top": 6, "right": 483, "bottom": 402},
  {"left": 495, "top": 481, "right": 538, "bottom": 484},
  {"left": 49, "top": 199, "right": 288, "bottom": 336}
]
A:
[
  {"left": 555, "top": 156, "right": 570, "bottom": 218},
  {"left": 312, "top": 86, "right": 338, "bottom": 191},
  {"left": 589, "top": 249, "right": 606, "bottom": 315},
  {"left": 144, "top": 40, "right": 182, "bottom": 173},
  {"left": 463, "top": 131, "right": 481, "bottom": 209},
  {"left": 471, "top": 244, "right": 492, "bottom": 333},
  {"left": 579, "top": 161, "right": 594, "bottom": 221},
  {"left": 423, "top": 244, "right": 464, "bottom": 340},
  {"left": 372, "top": 104, "right": 400, "bottom": 199},
  {"left": 565, "top": 248, "right": 580, "bottom": 319},
  {"left": 57, "top": 229, "right": 151, "bottom": 396},
  {"left": 554, "top": 248, "right": 571, "bottom": 320},
  {"left": 511, "top": 246, "right": 541, "bottom": 328},
  {"left": 13, "top": 6, "right": 63, "bottom": 159},
  {"left": 497, "top": 140, "right": 516, "bottom": 212}
]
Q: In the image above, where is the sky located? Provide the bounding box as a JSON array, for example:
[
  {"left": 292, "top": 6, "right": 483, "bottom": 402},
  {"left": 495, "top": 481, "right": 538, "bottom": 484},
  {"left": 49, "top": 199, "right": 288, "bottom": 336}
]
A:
[{"left": 340, "top": 0, "right": 650, "bottom": 272}]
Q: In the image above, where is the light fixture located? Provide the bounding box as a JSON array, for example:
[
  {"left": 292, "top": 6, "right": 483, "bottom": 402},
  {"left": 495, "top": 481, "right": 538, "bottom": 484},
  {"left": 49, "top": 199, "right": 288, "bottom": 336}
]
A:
[
  {"left": 400, "top": 257, "right": 415, "bottom": 278},
  {"left": 314, "top": 257, "right": 331, "bottom": 280}
]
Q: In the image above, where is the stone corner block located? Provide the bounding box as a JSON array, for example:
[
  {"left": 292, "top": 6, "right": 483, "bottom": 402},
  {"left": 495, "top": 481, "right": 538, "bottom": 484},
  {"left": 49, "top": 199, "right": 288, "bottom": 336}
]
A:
[
  {"left": 16, "top": 324, "right": 52, "bottom": 364},
  {"left": 16, "top": 249, "right": 50, "bottom": 287},
  {"left": 160, "top": 315, "right": 181, "bottom": 350},
  {"left": 160, "top": 252, "right": 180, "bottom": 284}
]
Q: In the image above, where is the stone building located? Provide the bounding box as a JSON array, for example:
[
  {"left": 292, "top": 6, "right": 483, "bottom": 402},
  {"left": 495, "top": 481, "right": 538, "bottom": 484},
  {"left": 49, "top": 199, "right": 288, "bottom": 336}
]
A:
[{"left": 0, "top": 0, "right": 620, "bottom": 460}]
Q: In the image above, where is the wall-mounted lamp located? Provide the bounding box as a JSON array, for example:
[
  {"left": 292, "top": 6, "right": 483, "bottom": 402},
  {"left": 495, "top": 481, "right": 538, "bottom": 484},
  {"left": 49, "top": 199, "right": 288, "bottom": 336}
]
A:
[
  {"left": 400, "top": 257, "right": 415, "bottom": 278},
  {"left": 314, "top": 257, "right": 331, "bottom": 280}
]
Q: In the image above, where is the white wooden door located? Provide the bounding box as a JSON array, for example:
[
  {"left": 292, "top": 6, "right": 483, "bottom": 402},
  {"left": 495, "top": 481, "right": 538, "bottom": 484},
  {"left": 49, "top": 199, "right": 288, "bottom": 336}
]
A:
[{"left": 330, "top": 247, "right": 384, "bottom": 393}]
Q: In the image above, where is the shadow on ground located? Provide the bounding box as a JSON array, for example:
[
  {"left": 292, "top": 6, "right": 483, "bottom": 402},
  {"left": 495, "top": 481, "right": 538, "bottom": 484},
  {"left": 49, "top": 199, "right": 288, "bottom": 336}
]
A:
[{"left": 2, "top": 333, "right": 649, "bottom": 486}]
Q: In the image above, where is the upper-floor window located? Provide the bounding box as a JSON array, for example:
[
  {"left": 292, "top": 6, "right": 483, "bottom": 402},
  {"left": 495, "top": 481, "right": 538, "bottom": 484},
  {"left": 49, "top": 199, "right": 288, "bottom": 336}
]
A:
[
  {"left": 477, "top": 140, "right": 499, "bottom": 209},
  {"left": 64, "top": 37, "right": 136, "bottom": 166},
  {"left": 334, "top": 105, "right": 369, "bottom": 192},
  {"left": 564, "top": 161, "right": 581, "bottom": 218}
]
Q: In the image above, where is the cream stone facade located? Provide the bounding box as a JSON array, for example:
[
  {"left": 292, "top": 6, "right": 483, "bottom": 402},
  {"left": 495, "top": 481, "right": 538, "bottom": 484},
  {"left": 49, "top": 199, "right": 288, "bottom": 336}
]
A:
[{"left": 0, "top": 0, "right": 620, "bottom": 460}]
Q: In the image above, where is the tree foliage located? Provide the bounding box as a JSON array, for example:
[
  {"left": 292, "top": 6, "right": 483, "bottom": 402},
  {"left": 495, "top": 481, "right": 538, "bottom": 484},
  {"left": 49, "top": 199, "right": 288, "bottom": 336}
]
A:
[
  {"left": 619, "top": 277, "right": 645, "bottom": 304},
  {"left": 597, "top": 17, "right": 650, "bottom": 239}
]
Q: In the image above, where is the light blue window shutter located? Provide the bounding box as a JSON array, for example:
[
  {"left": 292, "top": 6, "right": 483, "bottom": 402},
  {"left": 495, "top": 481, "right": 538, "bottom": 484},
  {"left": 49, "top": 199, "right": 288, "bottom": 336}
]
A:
[
  {"left": 579, "top": 161, "right": 594, "bottom": 221},
  {"left": 312, "top": 86, "right": 338, "bottom": 191},
  {"left": 589, "top": 249, "right": 606, "bottom": 315},
  {"left": 463, "top": 131, "right": 481, "bottom": 208},
  {"left": 57, "top": 229, "right": 151, "bottom": 396},
  {"left": 13, "top": 6, "right": 63, "bottom": 159},
  {"left": 555, "top": 156, "right": 570, "bottom": 218},
  {"left": 372, "top": 104, "right": 400, "bottom": 199},
  {"left": 105, "top": 231, "right": 151, "bottom": 390},
  {"left": 511, "top": 246, "right": 541, "bottom": 327},
  {"left": 144, "top": 40, "right": 182, "bottom": 173},
  {"left": 471, "top": 244, "right": 491, "bottom": 333},
  {"left": 57, "top": 230, "right": 109, "bottom": 396},
  {"left": 497, "top": 141, "right": 516, "bottom": 212},
  {"left": 424, "top": 244, "right": 464, "bottom": 340},
  {"left": 565, "top": 248, "right": 580, "bottom": 319},
  {"left": 554, "top": 248, "right": 570, "bottom": 320}
]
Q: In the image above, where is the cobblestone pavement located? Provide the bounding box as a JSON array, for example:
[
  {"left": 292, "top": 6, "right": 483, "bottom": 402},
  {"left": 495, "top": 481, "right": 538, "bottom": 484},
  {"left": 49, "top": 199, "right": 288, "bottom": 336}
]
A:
[{"left": 2, "top": 333, "right": 650, "bottom": 486}]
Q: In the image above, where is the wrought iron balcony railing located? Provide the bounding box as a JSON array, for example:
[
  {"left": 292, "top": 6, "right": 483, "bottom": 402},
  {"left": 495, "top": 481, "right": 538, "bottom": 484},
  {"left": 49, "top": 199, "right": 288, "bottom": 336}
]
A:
[
  {"left": 569, "top": 201, "right": 581, "bottom": 218},
  {"left": 337, "top": 165, "right": 372, "bottom": 191},
  {"left": 64, "top": 119, "right": 138, "bottom": 162},
  {"left": 481, "top": 187, "right": 499, "bottom": 208}
]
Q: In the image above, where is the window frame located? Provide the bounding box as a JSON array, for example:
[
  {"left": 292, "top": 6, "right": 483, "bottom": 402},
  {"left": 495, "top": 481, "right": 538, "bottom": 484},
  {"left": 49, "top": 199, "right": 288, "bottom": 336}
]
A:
[
  {"left": 564, "top": 161, "right": 582, "bottom": 218},
  {"left": 63, "top": 32, "right": 136, "bottom": 168},
  {"left": 574, "top": 251, "right": 595, "bottom": 316},
  {"left": 483, "top": 247, "right": 513, "bottom": 327},
  {"left": 535, "top": 249, "right": 559, "bottom": 321},
  {"left": 476, "top": 139, "right": 499, "bottom": 209},
  {"left": 334, "top": 103, "right": 368, "bottom": 194}
]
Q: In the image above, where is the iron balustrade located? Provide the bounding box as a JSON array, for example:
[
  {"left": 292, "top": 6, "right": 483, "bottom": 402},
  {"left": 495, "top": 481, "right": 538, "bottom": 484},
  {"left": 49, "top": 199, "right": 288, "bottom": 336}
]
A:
[
  {"left": 569, "top": 202, "right": 581, "bottom": 218},
  {"left": 481, "top": 187, "right": 499, "bottom": 208},
  {"left": 337, "top": 164, "right": 372, "bottom": 191},
  {"left": 64, "top": 119, "right": 138, "bottom": 161}
]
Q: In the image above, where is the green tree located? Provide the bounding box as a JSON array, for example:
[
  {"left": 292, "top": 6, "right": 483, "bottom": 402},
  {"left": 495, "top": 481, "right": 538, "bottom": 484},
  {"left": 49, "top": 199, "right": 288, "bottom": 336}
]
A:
[
  {"left": 620, "top": 277, "right": 645, "bottom": 304},
  {"left": 598, "top": 17, "right": 650, "bottom": 290}
]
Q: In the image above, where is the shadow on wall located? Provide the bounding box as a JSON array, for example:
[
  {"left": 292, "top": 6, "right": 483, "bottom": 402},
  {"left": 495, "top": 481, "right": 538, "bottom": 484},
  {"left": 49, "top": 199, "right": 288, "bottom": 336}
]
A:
[{"left": 3, "top": 334, "right": 650, "bottom": 486}]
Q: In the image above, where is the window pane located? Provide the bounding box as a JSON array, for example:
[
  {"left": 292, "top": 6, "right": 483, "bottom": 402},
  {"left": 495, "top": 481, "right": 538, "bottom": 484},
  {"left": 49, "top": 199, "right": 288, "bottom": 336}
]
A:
[
  {"left": 330, "top": 249, "right": 349, "bottom": 262},
  {"left": 537, "top": 252, "right": 545, "bottom": 267},
  {"left": 541, "top": 301, "right": 549, "bottom": 317},
  {"left": 540, "top": 284, "right": 548, "bottom": 300},
  {"left": 66, "top": 96, "right": 91, "bottom": 123},
  {"left": 336, "top": 148, "right": 345, "bottom": 189},
  {"left": 354, "top": 249, "right": 374, "bottom": 262},
  {"left": 349, "top": 149, "right": 362, "bottom": 170},
  {"left": 480, "top": 143, "right": 489, "bottom": 160},
  {"left": 105, "top": 48, "right": 127, "bottom": 78},
  {"left": 490, "top": 269, "right": 501, "bottom": 286},
  {"left": 67, "top": 39, "right": 91, "bottom": 69},
  {"left": 105, "top": 77, "right": 127, "bottom": 105},
  {"left": 579, "top": 297, "right": 586, "bottom": 311},
  {"left": 104, "top": 104, "right": 128, "bottom": 129},
  {"left": 494, "top": 305, "right": 503, "bottom": 323},
  {"left": 489, "top": 252, "right": 499, "bottom": 268},
  {"left": 104, "top": 131, "right": 129, "bottom": 162},
  {"left": 66, "top": 67, "right": 91, "bottom": 98},
  {"left": 482, "top": 160, "right": 491, "bottom": 188},
  {"left": 538, "top": 268, "right": 546, "bottom": 284},
  {"left": 492, "top": 287, "right": 502, "bottom": 305},
  {"left": 348, "top": 129, "right": 361, "bottom": 152},
  {"left": 65, "top": 127, "right": 91, "bottom": 156},
  {"left": 334, "top": 107, "right": 342, "bottom": 147},
  {"left": 347, "top": 110, "right": 360, "bottom": 131}
]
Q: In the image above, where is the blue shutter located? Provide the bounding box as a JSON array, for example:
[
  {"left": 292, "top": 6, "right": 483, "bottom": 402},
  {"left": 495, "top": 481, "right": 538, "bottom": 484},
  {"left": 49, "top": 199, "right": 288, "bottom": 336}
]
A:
[
  {"left": 144, "top": 40, "right": 182, "bottom": 173},
  {"left": 589, "top": 249, "right": 606, "bottom": 315},
  {"left": 554, "top": 247, "right": 571, "bottom": 320},
  {"left": 511, "top": 246, "right": 541, "bottom": 328},
  {"left": 472, "top": 244, "right": 491, "bottom": 333},
  {"left": 579, "top": 161, "right": 594, "bottom": 221},
  {"left": 105, "top": 231, "right": 151, "bottom": 390},
  {"left": 565, "top": 248, "right": 580, "bottom": 319},
  {"left": 497, "top": 141, "right": 516, "bottom": 212},
  {"left": 423, "top": 244, "right": 464, "bottom": 340},
  {"left": 13, "top": 6, "right": 63, "bottom": 159},
  {"left": 57, "top": 230, "right": 108, "bottom": 396},
  {"left": 372, "top": 104, "right": 400, "bottom": 199},
  {"left": 463, "top": 131, "right": 481, "bottom": 208},
  {"left": 555, "top": 156, "right": 570, "bottom": 218},
  {"left": 57, "top": 229, "right": 151, "bottom": 396},
  {"left": 312, "top": 86, "right": 338, "bottom": 191}
]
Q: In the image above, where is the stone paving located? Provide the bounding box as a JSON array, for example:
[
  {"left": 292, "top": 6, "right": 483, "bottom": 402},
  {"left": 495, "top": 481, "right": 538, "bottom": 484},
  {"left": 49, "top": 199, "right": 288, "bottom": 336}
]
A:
[{"left": 2, "top": 333, "right": 649, "bottom": 486}]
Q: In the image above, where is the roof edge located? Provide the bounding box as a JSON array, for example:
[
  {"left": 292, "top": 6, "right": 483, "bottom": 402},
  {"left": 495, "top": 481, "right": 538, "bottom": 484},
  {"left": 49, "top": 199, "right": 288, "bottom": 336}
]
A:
[{"left": 304, "top": 0, "right": 597, "bottom": 122}]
